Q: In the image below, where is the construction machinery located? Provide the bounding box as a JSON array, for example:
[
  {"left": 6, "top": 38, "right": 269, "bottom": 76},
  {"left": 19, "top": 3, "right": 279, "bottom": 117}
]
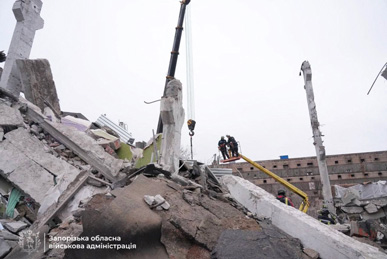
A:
[
  {"left": 239, "top": 154, "right": 310, "bottom": 213},
  {"left": 157, "top": 0, "right": 191, "bottom": 134}
]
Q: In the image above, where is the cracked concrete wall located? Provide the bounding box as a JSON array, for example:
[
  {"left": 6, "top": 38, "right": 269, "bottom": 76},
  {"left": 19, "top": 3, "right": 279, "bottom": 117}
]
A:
[
  {"left": 159, "top": 79, "right": 185, "bottom": 174},
  {"left": 221, "top": 175, "right": 387, "bottom": 259},
  {"left": 17, "top": 59, "right": 61, "bottom": 114}
]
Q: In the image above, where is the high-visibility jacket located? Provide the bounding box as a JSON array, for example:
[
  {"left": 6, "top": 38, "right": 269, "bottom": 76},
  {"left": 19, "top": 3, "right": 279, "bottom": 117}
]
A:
[{"left": 276, "top": 195, "right": 294, "bottom": 207}]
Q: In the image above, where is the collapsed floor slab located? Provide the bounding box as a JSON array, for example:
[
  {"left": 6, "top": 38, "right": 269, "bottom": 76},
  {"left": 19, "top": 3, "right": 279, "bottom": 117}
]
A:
[{"left": 221, "top": 175, "right": 387, "bottom": 259}]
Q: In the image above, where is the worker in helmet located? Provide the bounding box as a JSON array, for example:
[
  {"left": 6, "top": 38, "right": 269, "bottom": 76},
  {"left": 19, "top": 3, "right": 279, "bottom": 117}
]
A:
[
  {"left": 226, "top": 135, "right": 239, "bottom": 157},
  {"left": 218, "top": 136, "right": 229, "bottom": 160},
  {"left": 276, "top": 190, "right": 294, "bottom": 207}
]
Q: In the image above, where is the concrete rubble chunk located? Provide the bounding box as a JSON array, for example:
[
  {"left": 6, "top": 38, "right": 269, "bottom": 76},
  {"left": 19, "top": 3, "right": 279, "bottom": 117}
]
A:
[
  {"left": 0, "top": 230, "right": 20, "bottom": 241},
  {"left": 4, "top": 222, "right": 27, "bottom": 233},
  {"left": 0, "top": 103, "right": 23, "bottom": 127},
  {"left": 17, "top": 59, "right": 61, "bottom": 115},
  {"left": 341, "top": 189, "right": 360, "bottom": 205},
  {"left": 303, "top": 248, "right": 319, "bottom": 259},
  {"left": 0, "top": 237, "right": 11, "bottom": 258},
  {"left": 144, "top": 195, "right": 155, "bottom": 206},
  {"left": 361, "top": 209, "right": 386, "bottom": 221},
  {"left": 341, "top": 206, "right": 364, "bottom": 214},
  {"left": 364, "top": 203, "right": 379, "bottom": 214}
]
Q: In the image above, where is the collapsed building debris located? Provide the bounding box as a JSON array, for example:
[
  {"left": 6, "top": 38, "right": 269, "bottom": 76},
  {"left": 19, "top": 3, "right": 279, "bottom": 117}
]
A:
[{"left": 333, "top": 181, "right": 387, "bottom": 247}]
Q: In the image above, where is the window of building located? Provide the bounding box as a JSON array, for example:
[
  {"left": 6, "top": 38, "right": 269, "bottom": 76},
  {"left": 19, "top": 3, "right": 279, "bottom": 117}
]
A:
[
  {"left": 350, "top": 174, "right": 355, "bottom": 177},
  {"left": 378, "top": 172, "right": 382, "bottom": 176},
  {"left": 311, "top": 177, "right": 315, "bottom": 180},
  {"left": 250, "top": 167, "right": 254, "bottom": 170},
  {"left": 375, "top": 158, "right": 379, "bottom": 161},
  {"left": 263, "top": 180, "right": 267, "bottom": 183},
  {"left": 287, "top": 179, "right": 291, "bottom": 182},
  {"left": 237, "top": 168, "right": 243, "bottom": 171},
  {"left": 307, "top": 162, "right": 313, "bottom": 166},
  {"left": 273, "top": 165, "right": 277, "bottom": 168},
  {"left": 338, "top": 175, "right": 342, "bottom": 179},
  {"left": 297, "top": 163, "right": 301, "bottom": 167},
  {"left": 335, "top": 161, "right": 339, "bottom": 164},
  {"left": 283, "top": 164, "right": 289, "bottom": 169},
  {"left": 347, "top": 159, "right": 352, "bottom": 163},
  {"left": 360, "top": 159, "right": 365, "bottom": 163},
  {"left": 299, "top": 178, "right": 303, "bottom": 181},
  {"left": 364, "top": 173, "right": 369, "bottom": 176}
]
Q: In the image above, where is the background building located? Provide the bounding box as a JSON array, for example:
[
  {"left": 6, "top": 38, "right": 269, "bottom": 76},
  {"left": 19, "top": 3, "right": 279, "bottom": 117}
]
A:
[{"left": 215, "top": 151, "right": 387, "bottom": 216}]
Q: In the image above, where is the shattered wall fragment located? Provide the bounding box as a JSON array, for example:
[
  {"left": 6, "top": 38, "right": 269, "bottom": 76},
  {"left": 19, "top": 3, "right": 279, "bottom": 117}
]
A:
[
  {"left": 17, "top": 59, "right": 61, "bottom": 115},
  {"left": 159, "top": 79, "right": 185, "bottom": 174}
]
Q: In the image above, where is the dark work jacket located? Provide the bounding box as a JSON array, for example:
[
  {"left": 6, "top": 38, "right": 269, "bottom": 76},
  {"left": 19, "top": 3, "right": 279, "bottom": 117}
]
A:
[
  {"left": 218, "top": 139, "right": 227, "bottom": 150},
  {"left": 227, "top": 137, "right": 238, "bottom": 148}
]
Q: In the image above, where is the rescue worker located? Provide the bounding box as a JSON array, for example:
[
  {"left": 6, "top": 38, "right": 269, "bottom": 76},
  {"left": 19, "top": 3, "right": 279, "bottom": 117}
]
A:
[
  {"left": 226, "top": 135, "right": 239, "bottom": 157},
  {"left": 218, "top": 136, "right": 229, "bottom": 160},
  {"left": 317, "top": 205, "right": 336, "bottom": 225},
  {"left": 0, "top": 51, "right": 6, "bottom": 63},
  {"left": 276, "top": 190, "right": 294, "bottom": 207}
]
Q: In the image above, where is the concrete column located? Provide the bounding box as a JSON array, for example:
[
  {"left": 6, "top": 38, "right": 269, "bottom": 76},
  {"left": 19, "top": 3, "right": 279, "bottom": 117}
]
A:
[
  {"left": 0, "top": 0, "right": 44, "bottom": 97},
  {"left": 300, "top": 61, "right": 335, "bottom": 214},
  {"left": 159, "top": 79, "right": 185, "bottom": 174}
]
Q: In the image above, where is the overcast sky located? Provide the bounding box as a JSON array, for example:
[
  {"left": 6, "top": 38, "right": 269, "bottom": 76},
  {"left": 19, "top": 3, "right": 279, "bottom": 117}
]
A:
[{"left": 1, "top": 0, "right": 386, "bottom": 164}]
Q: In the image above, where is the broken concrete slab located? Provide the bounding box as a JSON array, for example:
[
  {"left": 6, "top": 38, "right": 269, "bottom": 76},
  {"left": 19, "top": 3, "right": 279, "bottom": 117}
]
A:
[
  {"left": 16, "top": 59, "right": 61, "bottom": 115},
  {"left": 341, "top": 206, "right": 364, "bottom": 214},
  {"left": 0, "top": 237, "right": 11, "bottom": 258},
  {"left": 4, "top": 221, "right": 27, "bottom": 233},
  {"left": 5, "top": 128, "right": 81, "bottom": 178},
  {"left": 0, "top": 102, "right": 23, "bottom": 127},
  {"left": 0, "top": 229, "right": 20, "bottom": 241},
  {"left": 25, "top": 105, "right": 123, "bottom": 181},
  {"left": 0, "top": 140, "right": 54, "bottom": 204},
  {"left": 221, "top": 175, "right": 387, "bottom": 259},
  {"left": 365, "top": 203, "right": 379, "bottom": 214},
  {"left": 361, "top": 208, "right": 387, "bottom": 221},
  {"left": 211, "top": 229, "right": 304, "bottom": 259},
  {"left": 3, "top": 128, "right": 81, "bottom": 213}
]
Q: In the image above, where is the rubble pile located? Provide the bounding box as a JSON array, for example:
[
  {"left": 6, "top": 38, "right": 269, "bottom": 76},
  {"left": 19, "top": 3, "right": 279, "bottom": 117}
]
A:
[
  {"left": 334, "top": 181, "right": 387, "bottom": 249},
  {"left": 0, "top": 87, "right": 318, "bottom": 258}
]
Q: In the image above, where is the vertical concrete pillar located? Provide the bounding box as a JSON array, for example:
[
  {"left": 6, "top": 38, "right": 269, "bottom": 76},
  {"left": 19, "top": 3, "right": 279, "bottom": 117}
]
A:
[
  {"left": 0, "top": 0, "right": 44, "bottom": 97},
  {"left": 300, "top": 61, "right": 335, "bottom": 214},
  {"left": 159, "top": 79, "right": 185, "bottom": 174}
]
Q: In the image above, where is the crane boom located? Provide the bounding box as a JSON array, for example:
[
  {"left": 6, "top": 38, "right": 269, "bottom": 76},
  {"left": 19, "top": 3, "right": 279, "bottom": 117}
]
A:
[{"left": 157, "top": 0, "right": 191, "bottom": 134}]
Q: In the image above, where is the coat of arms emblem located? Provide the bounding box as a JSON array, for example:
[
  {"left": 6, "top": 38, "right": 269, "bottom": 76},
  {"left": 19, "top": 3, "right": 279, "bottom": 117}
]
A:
[{"left": 18, "top": 230, "right": 41, "bottom": 254}]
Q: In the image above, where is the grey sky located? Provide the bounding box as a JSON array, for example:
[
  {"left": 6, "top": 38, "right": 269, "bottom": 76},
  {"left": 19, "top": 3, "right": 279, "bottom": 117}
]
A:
[{"left": 1, "top": 0, "right": 386, "bottom": 164}]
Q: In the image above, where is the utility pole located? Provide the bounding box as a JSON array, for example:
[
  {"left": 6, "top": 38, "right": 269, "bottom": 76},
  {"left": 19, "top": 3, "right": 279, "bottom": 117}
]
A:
[{"left": 300, "top": 61, "right": 335, "bottom": 214}]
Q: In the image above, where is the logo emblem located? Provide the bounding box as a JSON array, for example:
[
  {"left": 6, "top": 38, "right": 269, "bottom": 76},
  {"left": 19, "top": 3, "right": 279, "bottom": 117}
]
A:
[{"left": 18, "top": 230, "right": 41, "bottom": 254}]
